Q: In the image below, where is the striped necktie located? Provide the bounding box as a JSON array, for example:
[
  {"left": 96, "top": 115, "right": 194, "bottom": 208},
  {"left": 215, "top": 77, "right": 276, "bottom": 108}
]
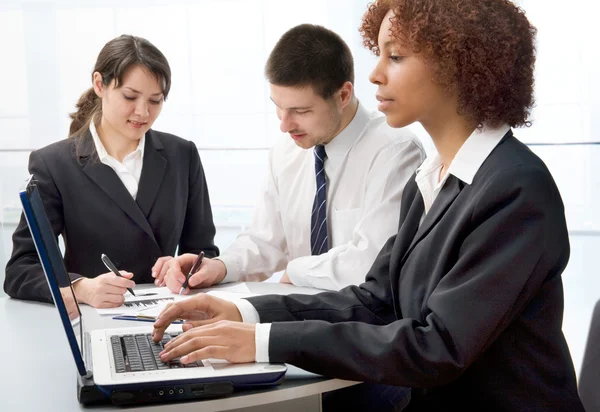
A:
[{"left": 310, "top": 144, "right": 329, "bottom": 255}]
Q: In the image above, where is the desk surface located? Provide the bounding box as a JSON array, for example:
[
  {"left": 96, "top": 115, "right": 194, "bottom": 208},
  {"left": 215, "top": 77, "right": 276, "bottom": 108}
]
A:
[{"left": 0, "top": 282, "right": 357, "bottom": 411}]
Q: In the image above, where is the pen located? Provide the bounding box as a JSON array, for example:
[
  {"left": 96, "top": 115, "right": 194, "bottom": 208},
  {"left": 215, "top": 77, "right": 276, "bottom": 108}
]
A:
[
  {"left": 179, "top": 251, "right": 204, "bottom": 295},
  {"left": 112, "top": 315, "right": 184, "bottom": 324},
  {"left": 101, "top": 253, "right": 136, "bottom": 297}
]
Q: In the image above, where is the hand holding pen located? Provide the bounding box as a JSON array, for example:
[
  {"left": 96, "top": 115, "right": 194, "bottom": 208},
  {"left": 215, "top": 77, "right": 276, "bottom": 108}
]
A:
[
  {"left": 101, "top": 254, "right": 136, "bottom": 296},
  {"left": 180, "top": 252, "right": 204, "bottom": 295}
]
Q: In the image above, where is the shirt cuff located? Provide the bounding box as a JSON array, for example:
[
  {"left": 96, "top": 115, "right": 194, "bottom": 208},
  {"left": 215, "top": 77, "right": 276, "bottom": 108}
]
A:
[
  {"left": 286, "top": 255, "right": 338, "bottom": 290},
  {"left": 285, "top": 258, "right": 311, "bottom": 287},
  {"left": 255, "top": 323, "right": 272, "bottom": 363},
  {"left": 231, "top": 299, "right": 271, "bottom": 363},
  {"left": 232, "top": 298, "right": 261, "bottom": 324},
  {"left": 214, "top": 255, "right": 241, "bottom": 283}
]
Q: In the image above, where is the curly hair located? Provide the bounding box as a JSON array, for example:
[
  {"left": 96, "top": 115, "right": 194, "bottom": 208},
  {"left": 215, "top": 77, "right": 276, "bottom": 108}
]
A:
[{"left": 360, "top": 0, "right": 537, "bottom": 128}]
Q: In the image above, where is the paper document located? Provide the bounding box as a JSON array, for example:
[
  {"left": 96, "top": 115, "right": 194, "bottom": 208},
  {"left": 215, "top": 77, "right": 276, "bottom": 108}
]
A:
[
  {"left": 206, "top": 290, "right": 258, "bottom": 301},
  {"left": 209, "top": 283, "right": 253, "bottom": 294},
  {"left": 96, "top": 294, "right": 184, "bottom": 316},
  {"left": 96, "top": 283, "right": 255, "bottom": 316}
]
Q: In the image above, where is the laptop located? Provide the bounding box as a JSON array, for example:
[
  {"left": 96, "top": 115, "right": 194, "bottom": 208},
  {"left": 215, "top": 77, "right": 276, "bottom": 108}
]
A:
[{"left": 19, "top": 176, "right": 286, "bottom": 405}]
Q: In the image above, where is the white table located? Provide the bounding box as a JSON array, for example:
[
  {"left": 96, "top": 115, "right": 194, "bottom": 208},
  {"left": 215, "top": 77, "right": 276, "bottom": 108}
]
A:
[{"left": 0, "top": 282, "right": 358, "bottom": 411}]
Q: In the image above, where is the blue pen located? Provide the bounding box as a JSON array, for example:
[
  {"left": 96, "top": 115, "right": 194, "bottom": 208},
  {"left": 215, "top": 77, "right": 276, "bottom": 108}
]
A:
[{"left": 112, "top": 315, "right": 184, "bottom": 324}]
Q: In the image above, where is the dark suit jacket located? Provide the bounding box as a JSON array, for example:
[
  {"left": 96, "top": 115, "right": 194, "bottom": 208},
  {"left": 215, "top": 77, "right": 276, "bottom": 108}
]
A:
[
  {"left": 4, "top": 129, "right": 219, "bottom": 303},
  {"left": 247, "top": 132, "right": 584, "bottom": 410}
]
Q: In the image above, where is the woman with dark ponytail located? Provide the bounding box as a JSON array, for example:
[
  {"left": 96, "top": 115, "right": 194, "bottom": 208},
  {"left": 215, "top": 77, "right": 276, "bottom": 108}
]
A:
[
  {"left": 4, "top": 34, "right": 219, "bottom": 309},
  {"left": 69, "top": 87, "right": 102, "bottom": 138}
]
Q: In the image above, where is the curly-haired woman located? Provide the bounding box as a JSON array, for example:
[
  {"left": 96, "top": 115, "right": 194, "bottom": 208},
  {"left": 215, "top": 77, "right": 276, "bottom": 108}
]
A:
[{"left": 150, "top": 1, "right": 584, "bottom": 410}]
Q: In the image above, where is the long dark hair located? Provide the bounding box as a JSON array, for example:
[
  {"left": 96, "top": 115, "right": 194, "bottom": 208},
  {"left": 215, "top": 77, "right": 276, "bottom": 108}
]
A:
[{"left": 69, "top": 34, "right": 171, "bottom": 139}]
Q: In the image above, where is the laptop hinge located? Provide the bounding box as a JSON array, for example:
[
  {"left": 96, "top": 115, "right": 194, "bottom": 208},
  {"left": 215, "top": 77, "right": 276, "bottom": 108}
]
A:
[{"left": 83, "top": 331, "right": 93, "bottom": 379}]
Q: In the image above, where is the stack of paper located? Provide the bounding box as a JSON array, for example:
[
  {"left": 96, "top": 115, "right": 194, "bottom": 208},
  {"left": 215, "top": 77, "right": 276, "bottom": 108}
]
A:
[{"left": 100, "top": 283, "right": 258, "bottom": 322}]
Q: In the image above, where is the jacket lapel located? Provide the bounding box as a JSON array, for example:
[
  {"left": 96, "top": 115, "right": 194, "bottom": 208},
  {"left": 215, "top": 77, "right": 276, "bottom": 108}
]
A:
[
  {"left": 135, "top": 131, "right": 167, "bottom": 218},
  {"left": 401, "top": 175, "right": 463, "bottom": 263},
  {"left": 388, "top": 188, "right": 424, "bottom": 317},
  {"left": 78, "top": 130, "right": 157, "bottom": 242}
]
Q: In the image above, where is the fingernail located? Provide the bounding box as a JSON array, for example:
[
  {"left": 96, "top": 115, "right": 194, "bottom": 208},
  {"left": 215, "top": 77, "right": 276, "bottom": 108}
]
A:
[
  {"left": 155, "top": 280, "right": 159, "bottom": 286},
  {"left": 181, "top": 356, "right": 189, "bottom": 363},
  {"left": 151, "top": 271, "right": 156, "bottom": 278}
]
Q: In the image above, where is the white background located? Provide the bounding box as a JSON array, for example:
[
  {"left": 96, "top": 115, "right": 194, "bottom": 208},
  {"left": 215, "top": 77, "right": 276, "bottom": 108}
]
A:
[{"left": 0, "top": 0, "right": 598, "bottom": 376}]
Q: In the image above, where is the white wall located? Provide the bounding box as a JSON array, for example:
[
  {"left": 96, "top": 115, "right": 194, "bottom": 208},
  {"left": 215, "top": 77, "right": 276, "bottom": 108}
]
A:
[{"left": 0, "top": 0, "right": 598, "bottom": 279}]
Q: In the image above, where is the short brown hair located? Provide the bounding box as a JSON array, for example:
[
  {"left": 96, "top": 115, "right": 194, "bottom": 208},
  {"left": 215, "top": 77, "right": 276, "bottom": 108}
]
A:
[
  {"left": 265, "top": 24, "right": 355, "bottom": 100},
  {"left": 360, "top": 0, "right": 537, "bottom": 128}
]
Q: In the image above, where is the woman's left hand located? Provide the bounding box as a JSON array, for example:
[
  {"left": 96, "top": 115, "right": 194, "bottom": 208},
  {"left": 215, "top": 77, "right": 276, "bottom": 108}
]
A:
[{"left": 159, "top": 320, "right": 256, "bottom": 364}]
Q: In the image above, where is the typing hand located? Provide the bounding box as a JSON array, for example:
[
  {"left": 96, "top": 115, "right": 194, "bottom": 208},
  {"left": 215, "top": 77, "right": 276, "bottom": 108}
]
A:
[
  {"left": 151, "top": 255, "right": 174, "bottom": 286},
  {"left": 159, "top": 321, "right": 256, "bottom": 365},
  {"left": 72, "top": 271, "right": 135, "bottom": 308},
  {"left": 163, "top": 255, "right": 227, "bottom": 294},
  {"left": 152, "top": 293, "right": 242, "bottom": 342}
]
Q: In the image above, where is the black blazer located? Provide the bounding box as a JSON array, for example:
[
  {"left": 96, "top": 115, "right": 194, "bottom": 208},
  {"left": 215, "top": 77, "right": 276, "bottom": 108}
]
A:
[
  {"left": 247, "top": 132, "right": 584, "bottom": 410},
  {"left": 4, "top": 129, "right": 219, "bottom": 303}
]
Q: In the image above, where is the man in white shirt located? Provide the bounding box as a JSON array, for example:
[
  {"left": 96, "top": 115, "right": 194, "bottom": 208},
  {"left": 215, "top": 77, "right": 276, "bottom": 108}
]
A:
[{"left": 153, "top": 24, "right": 423, "bottom": 292}]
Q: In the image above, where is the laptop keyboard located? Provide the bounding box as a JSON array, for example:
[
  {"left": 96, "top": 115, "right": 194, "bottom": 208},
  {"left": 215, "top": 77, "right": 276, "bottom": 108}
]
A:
[{"left": 110, "top": 333, "right": 204, "bottom": 373}]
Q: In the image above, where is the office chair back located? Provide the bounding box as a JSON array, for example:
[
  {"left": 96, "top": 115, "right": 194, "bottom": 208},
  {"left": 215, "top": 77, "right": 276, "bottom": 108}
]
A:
[{"left": 579, "top": 299, "right": 600, "bottom": 411}]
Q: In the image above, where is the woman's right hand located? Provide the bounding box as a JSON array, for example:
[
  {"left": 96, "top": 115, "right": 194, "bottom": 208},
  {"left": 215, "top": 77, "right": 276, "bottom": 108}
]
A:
[{"left": 72, "top": 271, "right": 136, "bottom": 308}]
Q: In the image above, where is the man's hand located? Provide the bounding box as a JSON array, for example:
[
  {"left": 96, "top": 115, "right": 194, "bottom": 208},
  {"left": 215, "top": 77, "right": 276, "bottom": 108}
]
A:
[
  {"left": 151, "top": 255, "right": 174, "bottom": 286},
  {"left": 162, "top": 255, "right": 227, "bottom": 294},
  {"left": 152, "top": 254, "right": 198, "bottom": 287},
  {"left": 72, "top": 271, "right": 135, "bottom": 308},
  {"left": 280, "top": 272, "right": 292, "bottom": 284},
  {"left": 159, "top": 321, "right": 256, "bottom": 364},
  {"left": 152, "top": 293, "right": 242, "bottom": 342}
]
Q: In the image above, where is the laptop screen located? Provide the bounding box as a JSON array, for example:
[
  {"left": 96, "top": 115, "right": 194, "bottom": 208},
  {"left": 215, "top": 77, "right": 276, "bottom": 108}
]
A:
[{"left": 19, "top": 176, "right": 88, "bottom": 377}]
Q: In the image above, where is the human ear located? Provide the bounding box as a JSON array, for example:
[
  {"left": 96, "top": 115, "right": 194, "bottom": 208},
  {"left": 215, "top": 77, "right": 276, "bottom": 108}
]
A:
[
  {"left": 92, "top": 72, "right": 105, "bottom": 98},
  {"left": 338, "top": 81, "right": 354, "bottom": 109}
]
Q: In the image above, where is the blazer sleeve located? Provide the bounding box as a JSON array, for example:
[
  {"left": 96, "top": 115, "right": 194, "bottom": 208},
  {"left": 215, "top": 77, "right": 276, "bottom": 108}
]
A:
[
  {"left": 4, "top": 150, "right": 70, "bottom": 302},
  {"left": 249, "top": 165, "right": 568, "bottom": 388},
  {"left": 177, "top": 141, "right": 219, "bottom": 258},
  {"left": 246, "top": 232, "right": 399, "bottom": 324}
]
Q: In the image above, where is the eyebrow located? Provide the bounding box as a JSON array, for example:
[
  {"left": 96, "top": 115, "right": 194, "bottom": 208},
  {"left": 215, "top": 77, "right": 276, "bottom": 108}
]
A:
[
  {"left": 382, "top": 40, "right": 398, "bottom": 49},
  {"left": 124, "top": 87, "right": 163, "bottom": 97},
  {"left": 269, "top": 97, "right": 312, "bottom": 111}
]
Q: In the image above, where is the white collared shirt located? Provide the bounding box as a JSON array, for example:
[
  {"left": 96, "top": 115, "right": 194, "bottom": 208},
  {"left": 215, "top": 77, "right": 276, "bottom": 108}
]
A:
[
  {"left": 239, "top": 123, "right": 511, "bottom": 363},
  {"left": 415, "top": 124, "right": 510, "bottom": 215},
  {"left": 218, "top": 102, "right": 424, "bottom": 290},
  {"left": 89, "top": 121, "right": 145, "bottom": 199}
]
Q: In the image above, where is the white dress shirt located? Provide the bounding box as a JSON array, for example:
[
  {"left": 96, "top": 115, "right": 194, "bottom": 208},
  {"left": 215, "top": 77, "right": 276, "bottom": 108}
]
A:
[
  {"left": 237, "top": 123, "right": 511, "bottom": 363},
  {"left": 415, "top": 124, "right": 510, "bottom": 215},
  {"left": 89, "top": 121, "right": 145, "bottom": 199},
  {"left": 218, "top": 102, "right": 424, "bottom": 291}
]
